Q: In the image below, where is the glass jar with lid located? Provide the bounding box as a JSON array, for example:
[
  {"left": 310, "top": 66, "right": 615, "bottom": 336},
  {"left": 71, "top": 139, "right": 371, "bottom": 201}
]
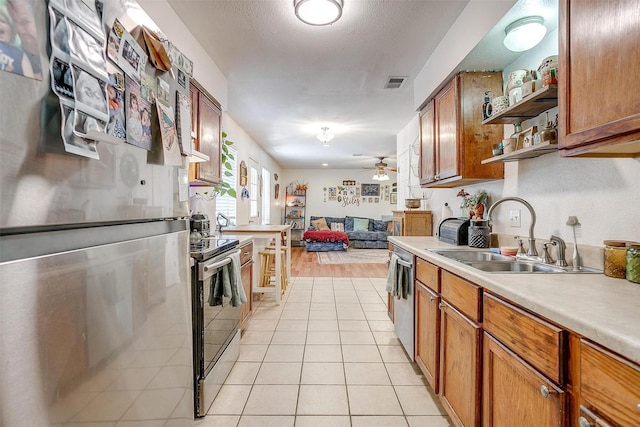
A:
[
  {"left": 626, "top": 244, "right": 640, "bottom": 284},
  {"left": 603, "top": 240, "right": 627, "bottom": 278}
]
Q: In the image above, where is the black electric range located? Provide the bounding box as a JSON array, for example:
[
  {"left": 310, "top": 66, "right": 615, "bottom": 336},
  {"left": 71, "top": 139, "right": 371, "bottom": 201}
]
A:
[{"left": 189, "top": 237, "right": 240, "bottom": 261}]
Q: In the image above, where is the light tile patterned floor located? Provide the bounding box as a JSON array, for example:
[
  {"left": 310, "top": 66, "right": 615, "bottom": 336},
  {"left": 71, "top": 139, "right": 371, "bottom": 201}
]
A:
[{"left": 195, "top": 277, "right": 452, "bottom": 427}]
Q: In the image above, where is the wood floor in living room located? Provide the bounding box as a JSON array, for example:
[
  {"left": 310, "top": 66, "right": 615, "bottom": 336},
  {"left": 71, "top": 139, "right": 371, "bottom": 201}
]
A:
[{"left": 290, "top": 246, "right": 390, "bottom": 278}]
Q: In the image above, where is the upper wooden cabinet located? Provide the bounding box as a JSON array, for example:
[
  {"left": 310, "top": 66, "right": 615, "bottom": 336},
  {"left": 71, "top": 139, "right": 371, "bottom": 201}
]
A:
[
  {"left": 419, "top": 72, "right": 504, "bottom": 188},
  {"left": 190, "top": 81, "right": 222, "bottom": 185},
  {"left": 558, "top": 0, "right": 640, "bottom": 156}
]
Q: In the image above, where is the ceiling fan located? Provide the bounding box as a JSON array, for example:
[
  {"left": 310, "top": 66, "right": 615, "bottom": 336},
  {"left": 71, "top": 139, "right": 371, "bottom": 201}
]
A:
[{"left": 365, "top": 157, "right": 397, "bottom": 181}]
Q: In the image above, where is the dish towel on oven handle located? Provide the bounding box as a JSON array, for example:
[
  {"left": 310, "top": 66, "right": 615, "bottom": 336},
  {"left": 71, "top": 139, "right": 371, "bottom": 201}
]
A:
[
  {"left": 208, "top": 251, "right": 247, "bottom": 307},
  {"left": 385, "top": 254, "right": 409, "bottom": 300}
]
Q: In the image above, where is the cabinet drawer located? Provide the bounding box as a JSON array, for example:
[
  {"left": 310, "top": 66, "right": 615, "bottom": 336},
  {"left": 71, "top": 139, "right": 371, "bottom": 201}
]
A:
[
  {"left": 580, "top": 339, "right": 640, "bottom": 426},
  {"left": 483, "top": 293, "right": 564, "bottom": 383},
  {"left": 240, "top": 242, "right": 253, "bottom": 265},
  {"left": 415, "top": 257, "right": 439, "bottom": 293},
  {"left": 441, "top": 270, "right": 481, "bottom": 322}
]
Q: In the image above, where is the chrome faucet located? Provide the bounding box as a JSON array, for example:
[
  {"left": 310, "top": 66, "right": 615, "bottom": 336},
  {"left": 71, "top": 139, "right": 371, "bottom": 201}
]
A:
[
  {"left": 487, "top": 197, "right": 538, "bottom": 257},
  {"left": 549, "top": 235, "right": 568, "bottom": 267}
]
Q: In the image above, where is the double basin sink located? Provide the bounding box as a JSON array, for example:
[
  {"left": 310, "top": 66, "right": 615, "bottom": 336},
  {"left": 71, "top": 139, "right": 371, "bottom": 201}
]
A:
[{"left": 430, "top": 249, "right": 602, "bottom": 274}]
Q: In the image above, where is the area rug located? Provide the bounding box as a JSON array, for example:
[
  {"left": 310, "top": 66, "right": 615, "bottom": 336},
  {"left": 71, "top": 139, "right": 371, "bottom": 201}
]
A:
[{"left": 317, "top": 249, "right": 390, "bottom": 264}]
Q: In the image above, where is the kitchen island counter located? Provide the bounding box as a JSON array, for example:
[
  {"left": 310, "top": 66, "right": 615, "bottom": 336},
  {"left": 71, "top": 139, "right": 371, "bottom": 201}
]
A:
[{"left": 389, "top": 236, "right": 640, "bottom": 365}]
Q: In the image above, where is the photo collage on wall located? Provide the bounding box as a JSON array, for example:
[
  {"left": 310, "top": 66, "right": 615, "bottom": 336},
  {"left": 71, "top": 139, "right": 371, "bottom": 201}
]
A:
[
  {"left": 0, "top": 0, "right": 44, "bottom": 80},
  {"left": 323, "top": 181, "right": 393, "bottom": 206}
]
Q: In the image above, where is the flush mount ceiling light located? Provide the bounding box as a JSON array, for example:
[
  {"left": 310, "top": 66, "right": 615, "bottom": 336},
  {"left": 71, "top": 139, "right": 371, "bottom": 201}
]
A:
[
  {"left": 317, "top": 127, "right": 334, "bottom": 147},
  {"left": 294, "top": 0, "right": 343, "bottom": 26},
  {"left": 503, "top": 16, "right": 547, "bottom": 52}
]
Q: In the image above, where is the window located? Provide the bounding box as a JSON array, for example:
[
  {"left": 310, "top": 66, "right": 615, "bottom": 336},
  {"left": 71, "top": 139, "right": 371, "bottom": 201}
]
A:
[
  {"left": 261, "top": 168, "right": 271, "bottom": 224},
  {"left": 249, "top": 162, "right": 259, "bottom": 219},
  {"left": 216, "top": 144, "right": 237, "bottom": 224}
]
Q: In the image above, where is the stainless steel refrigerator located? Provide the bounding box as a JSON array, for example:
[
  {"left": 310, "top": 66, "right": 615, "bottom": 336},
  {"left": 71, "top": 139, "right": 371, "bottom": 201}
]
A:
[{"left": 0, "top": 1, "right": 193, "bottom": 425}]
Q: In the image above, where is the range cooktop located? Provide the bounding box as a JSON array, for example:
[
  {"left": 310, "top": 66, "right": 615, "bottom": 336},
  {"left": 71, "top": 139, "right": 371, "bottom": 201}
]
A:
[{"left": 190, "top": 238, "right": 239, "bottom": 261}]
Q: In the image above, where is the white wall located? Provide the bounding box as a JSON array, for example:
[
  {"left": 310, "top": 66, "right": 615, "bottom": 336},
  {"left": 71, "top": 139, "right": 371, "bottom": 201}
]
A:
[{"left": 280, "top": 169, "right": 399, "bottom": 229}]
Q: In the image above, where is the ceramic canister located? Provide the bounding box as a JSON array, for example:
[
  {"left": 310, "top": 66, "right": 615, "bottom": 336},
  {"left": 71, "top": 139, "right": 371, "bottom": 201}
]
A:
[{"left": 491, "top": 96, "right": 509, "bottom": 114}]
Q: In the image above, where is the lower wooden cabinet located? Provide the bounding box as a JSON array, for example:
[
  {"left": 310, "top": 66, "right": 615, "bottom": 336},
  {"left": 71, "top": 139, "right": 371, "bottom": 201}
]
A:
[
  {"left": 483, "top": 333, "right": 566, "bottom": 427},
  {"left": 579, "top": 340, "right": 640, "bottom": 426},
  {"left": 415, "top": 281, "right": 440, "bottom": 393},
  {"left": 439, "top": 300, "right": 482, "bottom": 427},
  {"left": 239, "top": 242, "right": 253, "bottom": 328}
]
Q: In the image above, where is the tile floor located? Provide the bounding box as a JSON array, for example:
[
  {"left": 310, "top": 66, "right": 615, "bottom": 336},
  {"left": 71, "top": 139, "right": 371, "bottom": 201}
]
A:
[{"left": 195, "top": 277, "right": 451, "bottom": 427}]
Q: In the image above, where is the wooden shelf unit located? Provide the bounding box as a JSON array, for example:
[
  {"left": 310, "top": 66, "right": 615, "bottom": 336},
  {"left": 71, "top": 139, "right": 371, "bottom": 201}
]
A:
[
  {"left": 482, "top": 85, "right": 558, "bottom": 125},
  {"left": 481, "top": 140, "right": 559, "bottom": 164}
]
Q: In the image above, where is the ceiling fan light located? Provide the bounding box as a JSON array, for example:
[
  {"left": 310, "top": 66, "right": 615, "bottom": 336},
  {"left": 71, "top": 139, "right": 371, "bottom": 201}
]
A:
[
  {"left": 378, "top": 174, "right": 389, "bottom": 181},
  {"left": 317, "top": 126, "right": 334, "bottom": 143},
  {"left": 503, "top": 16, "right": 546, "bottom": 52},
  {"left": 294, "top": 0, "right": 343, "bottom": 26}
]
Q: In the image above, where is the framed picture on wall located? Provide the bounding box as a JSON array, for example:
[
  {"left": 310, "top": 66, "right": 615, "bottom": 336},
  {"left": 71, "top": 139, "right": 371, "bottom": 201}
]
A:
[
  {"left": 390, "top": 193, "right": 397, "bottom": 204},
  {"left": 361, "top": 183, "right": 380, "bottom": 197}
]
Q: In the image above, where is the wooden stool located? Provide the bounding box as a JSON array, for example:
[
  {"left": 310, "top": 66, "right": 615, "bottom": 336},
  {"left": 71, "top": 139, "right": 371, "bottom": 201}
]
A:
[
  {"left": 265, "top": 245, "right": 289, "bottom": 290},
  {"left": 258, "top": 250, "right": 286, "bottom": 297}
]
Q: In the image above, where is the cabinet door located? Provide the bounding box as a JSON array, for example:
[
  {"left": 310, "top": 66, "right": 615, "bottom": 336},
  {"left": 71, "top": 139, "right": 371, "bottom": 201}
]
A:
[
  {"left": 440, "top": 300, "right": 481, "bottom": 427},
  {"left": 483, "top": 333, "right": 566, "bottom": 427},
  {"left": 435, "top": 78, "right": 459, "bottom": 182},
  {"left": 194, "top": 94, "right": 222, "bottom": 184},
  {"left": 559, "top": 0, "right": 640, "bottom": 156},
  {"left": 405, "top": 212, "right": 432, "bottom": 236},
  {"left": 415, "top": 281, "right": 440, "bottom": 393},
  {"left": 419, "top": 99, "right": 436, "bottom": 185}
]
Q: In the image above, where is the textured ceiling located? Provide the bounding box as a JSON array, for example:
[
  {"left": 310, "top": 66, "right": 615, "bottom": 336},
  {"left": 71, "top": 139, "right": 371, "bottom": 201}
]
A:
[{"left": 167, "top": 0, "right": 556, "bottom": 170}]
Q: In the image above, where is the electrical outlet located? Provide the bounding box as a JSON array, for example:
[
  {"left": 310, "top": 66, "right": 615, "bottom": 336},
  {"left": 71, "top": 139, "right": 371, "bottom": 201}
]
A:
[{"left": 509, "top": 209, "right": 521, "bottom": 227}]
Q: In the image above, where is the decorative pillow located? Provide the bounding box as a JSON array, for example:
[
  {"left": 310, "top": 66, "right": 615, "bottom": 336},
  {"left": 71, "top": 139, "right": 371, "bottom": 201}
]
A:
[
  {"left": 330, "top": 222, "right": 345, "bottom": 232},
  {"left": 310, "top": 217, "right": 330, "bottom": 231},
  {"left": 353, "top": 217, "right": 369, "bottom": 232},
  {"left": 372, "top": 219, "right": 391, "bottom": 232},
  {"left": 345, "top": 216, "right": 371, "bottom": 231}
]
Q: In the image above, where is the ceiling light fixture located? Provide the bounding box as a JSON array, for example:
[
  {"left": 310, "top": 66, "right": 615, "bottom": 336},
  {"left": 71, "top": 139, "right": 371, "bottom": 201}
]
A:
[
  {"left": 317, "top": 127, "right": 334, "bottom": 147},
  {"left": 372, "top": 170, "right": 389, "bottom": 181},
  {"left": 503, "top": 16, "right": 547, "bottom": 52},
  {"left": 294, "top": 0, "right": 343, "bottom": 26}
]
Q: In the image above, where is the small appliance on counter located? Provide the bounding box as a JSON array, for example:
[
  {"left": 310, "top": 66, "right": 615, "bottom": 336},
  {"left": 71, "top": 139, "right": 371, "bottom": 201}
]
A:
[
  {"left": 190, "top": 213, "right": 210, "bottom": 238},
  {"left": 438, "top": 218, "right": 471, "bottom": 245}
]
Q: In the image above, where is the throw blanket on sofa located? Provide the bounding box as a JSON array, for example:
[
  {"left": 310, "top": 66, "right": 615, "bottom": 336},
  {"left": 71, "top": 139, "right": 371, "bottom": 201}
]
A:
[{"left": 303, "top": 230, "right": 350, "bottom": 246}]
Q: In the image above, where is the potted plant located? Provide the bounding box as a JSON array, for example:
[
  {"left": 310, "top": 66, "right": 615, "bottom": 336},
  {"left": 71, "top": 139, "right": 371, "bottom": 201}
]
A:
[{"left": 457, "top": 189, "right": 489, "bottom": 219}]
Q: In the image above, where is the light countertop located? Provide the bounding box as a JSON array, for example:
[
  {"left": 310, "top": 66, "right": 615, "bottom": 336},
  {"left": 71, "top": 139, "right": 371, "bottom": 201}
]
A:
[{"left": 389, "top": 236, "right": 640, "bottom": 365}]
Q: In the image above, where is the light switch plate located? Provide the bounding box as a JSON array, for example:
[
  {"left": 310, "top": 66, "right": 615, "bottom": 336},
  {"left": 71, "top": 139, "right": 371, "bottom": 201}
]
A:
[{"left": 509, "top": 209, "right": 521, "bottom": 227}]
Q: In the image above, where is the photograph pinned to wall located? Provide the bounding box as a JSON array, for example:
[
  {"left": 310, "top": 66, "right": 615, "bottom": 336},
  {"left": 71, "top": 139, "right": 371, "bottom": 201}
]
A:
[
  {"left": 51, "top": 57, "right": 74, "bottom": 97},
  {"left": 176, "top": 68, "right": 187, "bottom": 89},
  {"left": 60, "top": 99, "right": 99, "bottom": 159},
  {"left": 166, "top": 41, "right": 193, "bottom": 76},
  {"left": 71, "top": 64, "right": 108, "bottom": 118},
  {"left": 157, "top": 77, "right": 170, "bottom": 106},
  {"left": 361, "top": 183, "right": 380, "bottom": 197},
  {"left": 118, "top": 29, "right": 146, "bottom": 81},
  {"left": 140, "top": 72, "right": 156, "bottom": 102},
  {"left": 124, "top": 75, "right": 152, "bottom": 150},
  {"left": 156, "top": 102, "right": 181, "bottom": 166},
  {"left": 106, "top": 18, "right": 124, "bottom": 63},
  {"left": 106, "top": 68, "right": 126, "bottom": 140},
  {"left": 175, "top": 91, "right": 191, "bottom": 155},
  {"left": 0, "top": 0, "right": 43, "bottom": 80}
]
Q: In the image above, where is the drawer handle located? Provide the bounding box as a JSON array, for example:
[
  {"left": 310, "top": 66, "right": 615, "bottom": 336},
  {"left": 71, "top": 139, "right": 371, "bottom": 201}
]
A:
[
  {"left": 539, "top": 385, "right": 551, "bottom": 399},
  {"left": 578, "top": 416, "right": 593, "bottom": 427},
  {"left": 637, "top": 403, "right": 640, "bottom": 412},
  {"left": 243, "top": 251, "right": 251, "bottom": 256},
  {"left": 429, "top": 296, "right": 436, "bottom": 302},
  {"left": 439, "top": 302, "right": 445, "bottom": 310}
]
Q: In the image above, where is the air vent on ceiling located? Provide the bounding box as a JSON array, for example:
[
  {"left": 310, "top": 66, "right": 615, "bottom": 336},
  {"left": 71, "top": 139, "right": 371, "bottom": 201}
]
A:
[{"left": 384, "top": 76, "right": 407, "bottom": 89}]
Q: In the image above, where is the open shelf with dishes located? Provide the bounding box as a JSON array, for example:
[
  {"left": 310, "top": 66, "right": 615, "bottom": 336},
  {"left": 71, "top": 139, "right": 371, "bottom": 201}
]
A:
[
  {"left": 482, "top": 85, "right": 558, "bottom": 125},
  {"left": 481, "top": 140, "right": 558, "bottom": 164}
]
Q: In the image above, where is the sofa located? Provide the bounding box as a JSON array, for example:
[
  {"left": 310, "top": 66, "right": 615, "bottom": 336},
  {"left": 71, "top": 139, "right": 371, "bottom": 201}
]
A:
[{"left": 307, "top": 216, "right": 392, "bottom": 250}]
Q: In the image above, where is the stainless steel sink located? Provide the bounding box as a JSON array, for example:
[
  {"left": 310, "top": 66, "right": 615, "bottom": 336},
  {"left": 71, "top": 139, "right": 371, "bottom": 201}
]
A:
[
  {"left": 465, "top": 261, "right": 567, "bottom": 273},
  {"left": 429, "top": 248, "right": 603, "bottom": 274},
  {"left": 429, "top": 249, "right": 514, "bottom": 262}
]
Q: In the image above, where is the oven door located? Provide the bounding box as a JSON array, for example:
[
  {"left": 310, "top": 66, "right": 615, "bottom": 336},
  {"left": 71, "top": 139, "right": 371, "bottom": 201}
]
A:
[{"left": 193, "top": 248, "right": 241, "bottom": 416}]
